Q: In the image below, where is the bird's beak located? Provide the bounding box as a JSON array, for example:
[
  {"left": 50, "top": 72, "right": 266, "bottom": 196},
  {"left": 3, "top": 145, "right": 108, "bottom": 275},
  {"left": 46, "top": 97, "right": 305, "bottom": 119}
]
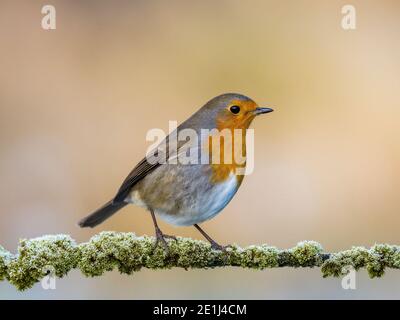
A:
[{"left": 254, "top": 107, "right": 274, "bottom": 115}]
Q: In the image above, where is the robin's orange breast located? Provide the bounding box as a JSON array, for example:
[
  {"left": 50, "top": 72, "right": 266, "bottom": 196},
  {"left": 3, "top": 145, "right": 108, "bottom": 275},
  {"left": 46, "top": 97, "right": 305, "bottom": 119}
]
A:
[
  {"left": 203, "top": 127, "right": 248, "bottom": 185},
  {"left": 203, "top": 98, "right": 257, "bottom": 184}
]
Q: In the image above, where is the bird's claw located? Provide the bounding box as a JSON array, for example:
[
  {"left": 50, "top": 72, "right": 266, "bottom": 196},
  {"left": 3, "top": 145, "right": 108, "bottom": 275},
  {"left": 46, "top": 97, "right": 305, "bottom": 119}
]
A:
[
  {"left": 153, "top": 229, "right": 177, "bottom": 254},
  {"left": 163, "top": 234, "right": 178, "bottom": 241},
  {"left": 210, "top": 242, "right": 233, "bottom": 252},
  {"left": 209, "top": 242, "right": 233, "bottom": 264}
]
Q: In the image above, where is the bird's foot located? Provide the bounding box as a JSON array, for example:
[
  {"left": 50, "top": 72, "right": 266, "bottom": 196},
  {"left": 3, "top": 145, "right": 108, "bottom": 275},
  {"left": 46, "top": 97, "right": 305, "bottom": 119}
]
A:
[
  {"left": 163, "top": 234, "right": 178, "bottom": 241},
  {"left": 209, "top": 241, "right": 233, "bottom": 264},
  {"left": 210, "top": 241, "right": 233, "bottom": 252},
  {"left": 153, "top": 228, "right": 177, "bottom": 253}
]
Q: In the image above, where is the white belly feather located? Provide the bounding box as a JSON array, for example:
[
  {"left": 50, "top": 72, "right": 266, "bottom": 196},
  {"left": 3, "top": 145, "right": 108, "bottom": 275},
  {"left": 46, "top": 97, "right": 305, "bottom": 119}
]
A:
[{"left": 156, "top": 173, "right": 238, "bottom": 226}]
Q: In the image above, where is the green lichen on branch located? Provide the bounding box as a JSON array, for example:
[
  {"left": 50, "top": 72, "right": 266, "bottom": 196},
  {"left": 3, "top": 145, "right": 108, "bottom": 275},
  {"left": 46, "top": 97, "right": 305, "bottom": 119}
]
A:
[
  {"left": 0, "top": 231, "right": 399, "bottom": 291},
  {"left": 321, "top": 244, "right": 400, "bottom": 278},
  {"left": 6, "top": 235, "right": 79, "bottom": 290},
  {"left": 0, "top": 245, "right": 12, "bottom": 281}
]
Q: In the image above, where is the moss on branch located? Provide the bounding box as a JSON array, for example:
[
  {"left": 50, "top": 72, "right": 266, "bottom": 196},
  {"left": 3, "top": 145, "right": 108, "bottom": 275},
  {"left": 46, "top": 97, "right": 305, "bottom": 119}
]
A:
[{"left": 1, "top": 232, "right": 399, "bottom": 291}]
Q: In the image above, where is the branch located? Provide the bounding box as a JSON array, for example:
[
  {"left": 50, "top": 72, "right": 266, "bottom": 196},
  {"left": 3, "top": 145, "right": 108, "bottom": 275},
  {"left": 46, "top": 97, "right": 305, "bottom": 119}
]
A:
[{"left": 1, "top": 231, "right": 399, "bottom": 291}]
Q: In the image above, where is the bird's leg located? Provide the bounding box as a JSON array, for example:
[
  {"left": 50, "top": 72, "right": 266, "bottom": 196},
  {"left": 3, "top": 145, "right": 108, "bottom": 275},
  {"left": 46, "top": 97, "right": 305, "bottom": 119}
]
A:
[
  {"left": 194, "top": 224, "right": 231, "bottom": 251},
  {"left": 150, "top": 209, "right": 177, "bottom": 252}
]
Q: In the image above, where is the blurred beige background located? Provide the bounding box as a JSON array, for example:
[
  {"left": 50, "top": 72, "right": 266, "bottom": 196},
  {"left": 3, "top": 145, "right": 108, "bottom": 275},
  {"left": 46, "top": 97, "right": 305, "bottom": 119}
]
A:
[{"left": 1, "top": 0, "right": 399, "bottom": 299}]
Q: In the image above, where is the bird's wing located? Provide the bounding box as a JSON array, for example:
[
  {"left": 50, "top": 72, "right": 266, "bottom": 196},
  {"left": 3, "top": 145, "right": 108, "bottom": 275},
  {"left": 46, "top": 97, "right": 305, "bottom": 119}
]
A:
[
  {"left": 113, "top": 156, "right": 161, "bottom": 203},
  {"left": 113, "top": 132, "right": 199, "bottom": 203}
]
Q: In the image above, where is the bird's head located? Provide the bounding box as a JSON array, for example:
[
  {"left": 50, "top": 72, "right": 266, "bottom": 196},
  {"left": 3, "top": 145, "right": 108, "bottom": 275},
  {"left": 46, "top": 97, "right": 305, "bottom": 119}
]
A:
[{"left": 203, "top": 93, "right": 273, "bottom": 130}]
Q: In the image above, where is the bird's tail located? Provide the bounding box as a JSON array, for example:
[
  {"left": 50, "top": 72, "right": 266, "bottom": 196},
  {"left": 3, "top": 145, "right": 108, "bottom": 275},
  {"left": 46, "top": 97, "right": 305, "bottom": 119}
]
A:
[{"left": 78, "top": 200, "right": 127, "bottom": 228}]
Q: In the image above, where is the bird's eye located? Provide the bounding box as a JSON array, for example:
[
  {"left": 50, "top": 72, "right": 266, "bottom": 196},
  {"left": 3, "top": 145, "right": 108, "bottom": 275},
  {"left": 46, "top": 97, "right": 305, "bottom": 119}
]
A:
[{"left": 229, "top": 105, "right": 240, "bottom": 114}]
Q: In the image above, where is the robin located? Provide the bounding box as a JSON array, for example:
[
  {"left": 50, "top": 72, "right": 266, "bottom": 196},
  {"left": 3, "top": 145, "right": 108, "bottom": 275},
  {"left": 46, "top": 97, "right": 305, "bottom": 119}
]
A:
[{"left": 79, "top": 93, "right": 273, "bottom": 251}]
